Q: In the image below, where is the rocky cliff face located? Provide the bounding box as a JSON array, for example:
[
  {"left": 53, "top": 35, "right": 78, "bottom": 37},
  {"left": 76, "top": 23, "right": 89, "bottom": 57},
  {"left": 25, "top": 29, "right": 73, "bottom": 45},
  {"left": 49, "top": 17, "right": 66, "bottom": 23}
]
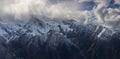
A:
[{"left": 0, "top": 17, "right": 120, "bottom": 59}]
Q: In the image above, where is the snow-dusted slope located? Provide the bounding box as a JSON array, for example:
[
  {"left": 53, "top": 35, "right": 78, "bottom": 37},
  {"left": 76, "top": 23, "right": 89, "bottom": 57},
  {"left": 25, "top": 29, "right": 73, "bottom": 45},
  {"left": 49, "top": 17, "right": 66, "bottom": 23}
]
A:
[{"left": 0, "top": 17, "right": 120, "bottom": 59}]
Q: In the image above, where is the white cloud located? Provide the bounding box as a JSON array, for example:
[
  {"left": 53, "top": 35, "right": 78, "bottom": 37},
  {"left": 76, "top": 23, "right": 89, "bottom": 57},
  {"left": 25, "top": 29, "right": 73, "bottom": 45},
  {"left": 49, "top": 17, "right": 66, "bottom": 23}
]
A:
[
  {"left": 92, "top": 0, "right": 120, "bottom": 30},
  {"left": 0, "top": 0, "right": 91, "bottom": 21},
  {"left": 0, "top": 0, "right": 120, "bottom": 30},
  {"left": 114, "top": 0, "right": 120, "bottom": 4}
]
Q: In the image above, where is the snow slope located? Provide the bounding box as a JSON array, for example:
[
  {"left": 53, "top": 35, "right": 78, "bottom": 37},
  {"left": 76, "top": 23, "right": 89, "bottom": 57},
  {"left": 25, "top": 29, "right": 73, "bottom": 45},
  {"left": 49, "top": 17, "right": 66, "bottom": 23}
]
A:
[{"left": 0, "top": 16, "right": 120, "bottom": 59}]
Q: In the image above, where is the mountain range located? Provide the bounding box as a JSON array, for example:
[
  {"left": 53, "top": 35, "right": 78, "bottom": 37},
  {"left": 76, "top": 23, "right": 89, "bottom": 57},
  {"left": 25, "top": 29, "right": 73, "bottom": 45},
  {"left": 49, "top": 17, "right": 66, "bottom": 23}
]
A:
[{"left": 0, "top": 16, "right": 120, "bottom": 59}]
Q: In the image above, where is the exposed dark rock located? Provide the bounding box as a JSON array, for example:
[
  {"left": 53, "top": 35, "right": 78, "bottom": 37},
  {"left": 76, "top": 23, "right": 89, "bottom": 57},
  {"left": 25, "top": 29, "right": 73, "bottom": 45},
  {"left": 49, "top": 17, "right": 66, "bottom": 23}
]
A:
[{"left": 0, "top": 17, "right": 119, "bottom": 59}]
